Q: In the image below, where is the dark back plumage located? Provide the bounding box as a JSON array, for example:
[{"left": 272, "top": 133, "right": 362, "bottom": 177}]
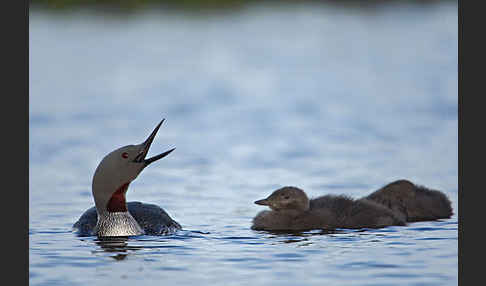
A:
[{"left": 73, "top": 201, "right": 181, "bottom": 236}]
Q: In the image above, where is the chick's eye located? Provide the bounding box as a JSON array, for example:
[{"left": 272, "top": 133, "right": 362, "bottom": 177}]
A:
[{"left": 121, "top": 152, "right": 129, "bottom": 159}]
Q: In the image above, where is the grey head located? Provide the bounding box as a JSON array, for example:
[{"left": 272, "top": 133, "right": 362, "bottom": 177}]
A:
[
  {"left": 92, "top": 119, "right": 175, "bottom": 216},
  {"left": 254, "top": 186, "right": 310, "bottom": 212}
]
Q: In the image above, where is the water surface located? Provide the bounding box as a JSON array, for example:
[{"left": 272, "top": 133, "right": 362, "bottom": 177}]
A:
[{"left": 29, "top": 2, "right": 458, "bottom": 285}]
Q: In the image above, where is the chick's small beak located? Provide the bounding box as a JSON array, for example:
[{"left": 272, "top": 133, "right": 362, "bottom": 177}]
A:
[
  {"left": 133, "top": 119, "right": 176, "bottom": 166},
  {"left": 254, "top": 199, "right": 269, "bottom": 206}
]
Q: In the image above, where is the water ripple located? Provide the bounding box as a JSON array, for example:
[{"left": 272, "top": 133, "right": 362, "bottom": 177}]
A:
[{"left": 29, "top": 2, "right": 458, "bottom": 285}]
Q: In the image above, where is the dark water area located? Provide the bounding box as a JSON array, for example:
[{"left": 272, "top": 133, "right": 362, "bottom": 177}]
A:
[{"left": 29, "top": 1, "right": 457, "bottom": 285}]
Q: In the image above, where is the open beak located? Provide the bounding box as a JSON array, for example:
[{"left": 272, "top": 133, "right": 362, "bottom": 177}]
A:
[
  {"left": 133, "top": 119, "right": 176, "bottom": 166},
  {"left": 254, "top": 199, "right": 269, "bottom": 206}
]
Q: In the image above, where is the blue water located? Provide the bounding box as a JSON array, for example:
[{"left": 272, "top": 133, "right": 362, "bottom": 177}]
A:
[{"left": 29, "top": 2, "right": 458, "bottom": 285}]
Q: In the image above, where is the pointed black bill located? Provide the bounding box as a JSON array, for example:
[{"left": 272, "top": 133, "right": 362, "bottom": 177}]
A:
[
  {"left": 254, "top": 199, "right": 269, "bottom": 206},
  {"left": 144, "top": 147, "right": 176, "bottom": 166},
  {"left": 143, "top": 119, "right": 164, "bottom": 149},
  {"left": 133, "top": 119, "right": 175, "bottom": 166}
]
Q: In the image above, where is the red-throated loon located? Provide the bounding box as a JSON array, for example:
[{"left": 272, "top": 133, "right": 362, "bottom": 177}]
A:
[
  {"left": 73, "top": 119, "right": 181, "bottom": 237},
  {"left": 252, "top": 180, "right": 453, "bottom": 231}
]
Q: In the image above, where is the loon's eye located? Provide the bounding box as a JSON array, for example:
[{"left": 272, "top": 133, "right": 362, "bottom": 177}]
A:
[{"left": 121, "top": 152, "right": 129, "bottom": 159}]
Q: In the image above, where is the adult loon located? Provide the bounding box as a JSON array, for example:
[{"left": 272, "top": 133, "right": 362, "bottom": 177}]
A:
[
  {"left": 73, "top": 119, "right": 181, "bottom": 237},
  {"left": 252, "top": 180, "right": 452, "bottom": 231}
]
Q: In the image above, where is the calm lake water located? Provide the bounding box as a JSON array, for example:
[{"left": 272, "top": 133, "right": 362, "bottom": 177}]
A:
[{"left": 29, "top": 1, "right": 458, "bottom": 285}]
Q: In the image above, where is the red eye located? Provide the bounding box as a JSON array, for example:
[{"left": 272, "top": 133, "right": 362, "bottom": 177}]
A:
[{"left": 121, "top": 152, "right": 129, "bottom": 159}]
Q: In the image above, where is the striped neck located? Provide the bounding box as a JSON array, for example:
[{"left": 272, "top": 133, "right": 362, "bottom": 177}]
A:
[{"left": 94, "top": 211, "right": 144, "bottom": 237}]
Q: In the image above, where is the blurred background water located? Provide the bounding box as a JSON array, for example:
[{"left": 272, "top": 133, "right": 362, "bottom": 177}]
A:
[{"left": 29, "top": 0, "right": 458, "bottom": 285}]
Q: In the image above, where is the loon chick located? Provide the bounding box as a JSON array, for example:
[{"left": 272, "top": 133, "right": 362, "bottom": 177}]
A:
[
  {"left": 252, "top": 180, "right": 453, "bottom": 231},
  {"left": 251, "top": 186, "right": 405, "bottom": 231},
  {"left": 365, "top": 179, "right": 453, "bottom": 222},
  {"left": 73, "top": 119, "right": 181, "bottom": 237}
]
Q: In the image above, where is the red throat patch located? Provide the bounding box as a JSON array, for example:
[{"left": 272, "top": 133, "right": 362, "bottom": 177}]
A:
[{"left": 107, "top": 183, "right": 130, "bottom": 212}]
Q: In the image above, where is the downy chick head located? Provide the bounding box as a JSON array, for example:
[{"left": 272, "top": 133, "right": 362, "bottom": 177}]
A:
[{"left": 254, "top": 186, "right": 310, "bottom": 212}]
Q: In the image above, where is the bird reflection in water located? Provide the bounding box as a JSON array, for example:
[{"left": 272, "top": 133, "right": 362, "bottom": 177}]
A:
[
  {"left": 264, "top": 229, "right": 343, "bottom": 245},
  {"left": 92, "top": 236, "right": 144, "bottom": 261}
]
